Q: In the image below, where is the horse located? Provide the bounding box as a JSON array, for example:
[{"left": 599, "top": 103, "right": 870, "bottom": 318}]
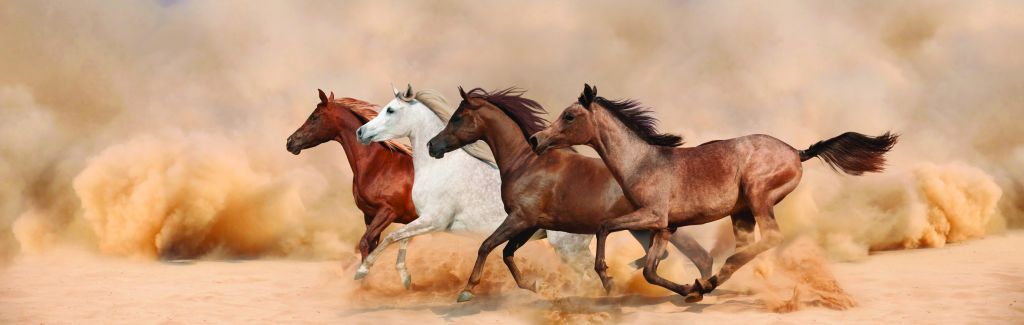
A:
[
  {"left": 531, "top": 84, "right": 898, "bottom": 302},
  {"left": 426, "top": 87, "right": 714, "bottom": 302},
  {"left": 286, "top": 90, "right": 418, "bottom": 279},
  {"left": 353, "top": 85, "right": 596, "bottom": 288}
]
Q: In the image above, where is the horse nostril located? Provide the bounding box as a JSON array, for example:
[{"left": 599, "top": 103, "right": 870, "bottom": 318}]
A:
[
  {"left": 529, "top": 136, "right": 539, "bottom": 150},
  {"left": 356, "top": 128, "right": 363, "bottom": 138}
]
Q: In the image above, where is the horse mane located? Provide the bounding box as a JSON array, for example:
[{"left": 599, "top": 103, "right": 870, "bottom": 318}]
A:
[
  {"left": 465, "top": 87, "right": 548, "bottom": 141},
  {"left": 413, "top": 90, "right": 497, "bottom": 167},
  {"left": 584, "top": 96, "right": 684, "bottom": 147},
  {"left": 334, "top": 98, "right": 413, "bottom": 156}
]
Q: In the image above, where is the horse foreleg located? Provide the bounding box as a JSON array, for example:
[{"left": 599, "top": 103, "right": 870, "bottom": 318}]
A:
[
  {"left": 625, "top": 231, "right": 662, "bottom": 269},
  {"left": 457, "top": 217, "right": 530, "bottom": 303},
  {"left": 595, "top": 207, "right": 668, "bottom": 294},
  {"left": 668, "top": 231, "right": 713, "bottom": 279},
  {"left": 686, "top": 206, "right": 781, "bottom": 303},
  {"left": 354, "top": 217, "right": 440, "bottom": 281},
  {"left": 359, "top": 209, "right": 396, "bottom": 262},
  {"left": 642, "top": 229, "right": 693, "bottom": 296},
  {"left": 503, "top": 226, "right": 541, "bottom": 292}
]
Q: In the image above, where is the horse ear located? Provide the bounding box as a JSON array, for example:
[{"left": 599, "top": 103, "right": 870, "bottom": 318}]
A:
[
  {"left": 392, "top": 84, "right": 401, "bottom": 97},
  {"left": 405, "top": 84, "right": 413, "bottom": 99},
  {"left": 318, "top": 89, "right": 328, "bottom": 104},
  {"left": 458, "top": 86, "right": 468, "bottom": 100},
  {"left": 329, "top": 91, "right": 335, "bottom": 102},
  {"left": 579, "top": 83, "right": 597, "bottom": 108}
]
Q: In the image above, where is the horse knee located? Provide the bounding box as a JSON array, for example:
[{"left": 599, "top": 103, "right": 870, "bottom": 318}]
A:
[
  {"left": 642, "top": 266, "right": 660, "bottom": 283},
  {"left": 502, "top": 243, "right": 518, "bottom": 257}
]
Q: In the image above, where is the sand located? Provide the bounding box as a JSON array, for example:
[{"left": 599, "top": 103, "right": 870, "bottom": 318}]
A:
[{"left": 2, "top": 232, "right": 1023, "bottom": 324}]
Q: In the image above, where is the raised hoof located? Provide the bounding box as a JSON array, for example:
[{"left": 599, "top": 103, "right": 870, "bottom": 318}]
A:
[
  {"left": 684, "top": 277, "right": 715, "bottom": 302},
  {"left": 685, "top": 291, "right": 704, "bottom": 303},
  {"left": 353, "top": 269, "right": 368, "bottom": 281},
  {"left": 456, "top": 291, "right": 475, "bottom": 303},
  {"left": 525, "top": 281, "right": 539, "bottom": 293}
]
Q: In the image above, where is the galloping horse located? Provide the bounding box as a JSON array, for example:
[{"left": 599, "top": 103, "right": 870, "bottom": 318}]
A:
[
  {"left": 354, "top": 85, "right": 595, "bottom": 288},
  {"left": 286, "top": 90, "right": 418, "bottom": 273},
  {"left": 426, "top": 87, "right": 713, "bottom": 302},
  {"left": 531, "top": 84, "right": 897, "bottom": 302}
]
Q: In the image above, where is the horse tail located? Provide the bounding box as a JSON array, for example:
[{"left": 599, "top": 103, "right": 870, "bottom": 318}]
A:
[{"left": 798, "top": 131, "right": 898, "bottom": 175}]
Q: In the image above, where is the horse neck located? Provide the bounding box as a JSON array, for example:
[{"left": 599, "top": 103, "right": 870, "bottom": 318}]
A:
[
  {"left": 479, "top": 110, "right": 536, "bottom": 176},
  {"left": 407, "top": 106, "right": 447, "bottom": 172},
  {"left": 589, "top": 107, "right": 658, "bottom": 185},
  {"left": 333, "top": 112, "right": 376, "bottom": 177}
]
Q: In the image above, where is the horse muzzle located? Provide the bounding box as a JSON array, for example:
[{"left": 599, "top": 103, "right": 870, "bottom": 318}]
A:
[
  {"left": 529, "top": 134, "right": 550, "bottom": 155},
  {"left": 355, "top": 126, "right": 374, "bottom": 144},
  {"left": 426, "top": 139, "right": 447, "bottom": 159},
  {"left": 286, "top": 136, "right": 302, "bottom": 155}
]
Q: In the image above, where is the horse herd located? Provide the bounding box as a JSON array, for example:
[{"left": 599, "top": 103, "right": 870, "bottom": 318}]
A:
[{"left": 285, "top": 84, "right": 898, "bottom": 303}]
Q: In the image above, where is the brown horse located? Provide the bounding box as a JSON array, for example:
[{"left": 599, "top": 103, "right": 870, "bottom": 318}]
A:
[
  {"left": 531, "top": 84, "right": 897, "bottom": 302},
  {"left": 426, "top": 87, "right": 712, "bottom": 302},
  {"left": 287, "top": 89, "right": 418, "bottom": 266}
]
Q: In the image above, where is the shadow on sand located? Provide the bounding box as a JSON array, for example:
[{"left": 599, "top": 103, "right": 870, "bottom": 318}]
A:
[{"left": 339, "top": 289, "right": 759, "bottom": 322}]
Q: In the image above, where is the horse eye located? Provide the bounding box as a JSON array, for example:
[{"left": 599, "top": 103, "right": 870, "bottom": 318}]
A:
[
  {"left": 386, "top": 107, "right": 395, "bottom": 114},
  {"left": 563, "top": 114, "right": 575, "bottom": 122},
  {"left": 452, "top": 115, "right": 462, "bottom": 123}
]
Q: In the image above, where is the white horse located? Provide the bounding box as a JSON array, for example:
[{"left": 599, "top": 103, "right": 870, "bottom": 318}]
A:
[{"left": 353, "top": 85, "right": 594, "bottom": 289}]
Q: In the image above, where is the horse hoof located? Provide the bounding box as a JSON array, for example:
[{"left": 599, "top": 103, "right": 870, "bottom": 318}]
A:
[
  {"left": 528, "top": 281, "right": 540, "bottom": 293},
  {"left": 457, "top": 291, "right": 475, "bottom": 303},
  {"left": 354, "top": 268, "right": 368, "bottom": 281},
  {"left": 685, "top": 292, "right": 704, "bottom": 303},
  {"left": 602, "top": 277, "right": 615, "bottom": 294},
  {"left": 402, "top": 274, "right": 412, "bottom": 290}
]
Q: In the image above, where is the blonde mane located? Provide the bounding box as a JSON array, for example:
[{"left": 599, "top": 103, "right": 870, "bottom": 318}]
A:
[
  {"left": 336, "top": 98, "right": 413, "bottom": 156},
  {"left": 413, "top": 90, "right": 496, "bottom": 167}
]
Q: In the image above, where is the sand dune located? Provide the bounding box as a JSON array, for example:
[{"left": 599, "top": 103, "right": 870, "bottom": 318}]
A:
[{"left": 2, "top": 231, "right": 1021, "bottom": 324}]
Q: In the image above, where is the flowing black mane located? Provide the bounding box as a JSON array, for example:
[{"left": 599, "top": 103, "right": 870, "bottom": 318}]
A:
[
  {"left": 466, "top": 87, "right": 549, "bottom": 141},
  {"left": 582, "top": 95, "right": 684, "bottom": 147}
]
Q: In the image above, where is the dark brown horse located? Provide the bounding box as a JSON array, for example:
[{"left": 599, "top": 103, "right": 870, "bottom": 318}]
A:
[
  {"left": 426, "top": 87, "right": 712, "bottom": 302},
  {"left": 287, "top": 89, "right": 418, "bottom": 265},
  {"left": 531, "top": 84, "right": 897, "bottom": 302}
]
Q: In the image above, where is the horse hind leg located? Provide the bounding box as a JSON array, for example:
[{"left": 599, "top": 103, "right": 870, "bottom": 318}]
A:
[
  {"left": 730, "top": 209, "right": 757, "bottom": 252},
  {"left": 686, "top": 205, "right": 782, "bottom": 303},
  {"left": 396, "top": 238, "right": 412, "bottom": 289}
]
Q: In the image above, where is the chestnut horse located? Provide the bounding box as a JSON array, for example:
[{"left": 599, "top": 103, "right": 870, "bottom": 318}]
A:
[
  {"left": 426, "top": 87, "right": 714, "bottom": 302},
  {"left": 286, "top": 90, "right": 418, "bottom": 274},
  {"left": 532, "top": 84, "right": 897, "bottom": 302}
]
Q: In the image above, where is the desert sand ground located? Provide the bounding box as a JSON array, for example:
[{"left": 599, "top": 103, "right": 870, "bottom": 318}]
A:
[{"left": 2, "top": 231, "right": 1022, "bottom": 324}]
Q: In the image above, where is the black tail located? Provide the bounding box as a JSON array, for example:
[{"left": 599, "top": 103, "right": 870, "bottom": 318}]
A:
[{"left": 799, "top": 132, "right": 899, "bottom": 175}]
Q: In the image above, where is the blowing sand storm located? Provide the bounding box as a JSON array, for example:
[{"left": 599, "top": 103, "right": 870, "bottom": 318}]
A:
[{"left": 1, "top": 0, "right": 1023, "bottom": 322}]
